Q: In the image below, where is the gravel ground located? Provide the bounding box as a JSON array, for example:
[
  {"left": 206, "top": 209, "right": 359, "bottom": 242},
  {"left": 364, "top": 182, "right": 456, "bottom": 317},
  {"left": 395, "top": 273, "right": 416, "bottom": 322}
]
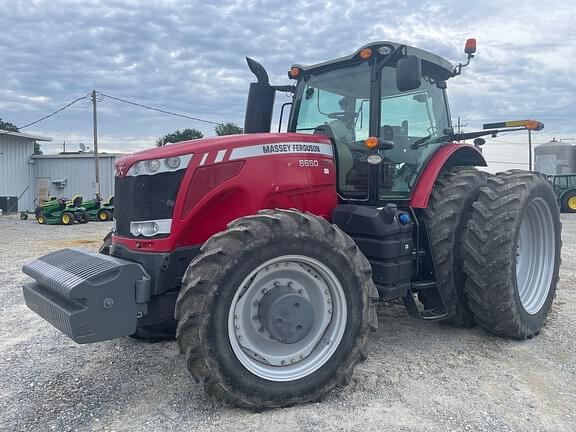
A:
[{"left": 0, "top": 214, "right": 574, "bottom": 432}]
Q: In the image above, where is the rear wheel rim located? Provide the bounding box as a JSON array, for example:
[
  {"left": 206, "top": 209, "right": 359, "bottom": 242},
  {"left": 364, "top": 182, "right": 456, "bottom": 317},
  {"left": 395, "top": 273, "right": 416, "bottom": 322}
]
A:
[
  {"left": 62, "top": 214, "right": 70, "bottom": 224},
  {"left": 568, "top": 196, "right": 576, "bottom": 210},
  {"left": 99, "top": 212, "right": 107, "bottom": 221},
  {"left": 516, "top": 197, "right": 555, "bottom": 314},
  {"left": 228, "top": 255, "right": 347, "bottom": 382}
]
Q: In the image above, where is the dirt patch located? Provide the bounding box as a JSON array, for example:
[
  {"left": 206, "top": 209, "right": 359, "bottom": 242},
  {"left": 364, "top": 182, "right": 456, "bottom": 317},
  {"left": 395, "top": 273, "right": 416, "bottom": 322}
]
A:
[{"left": 0, "top": 213, "right": 574, "bottom": 432}]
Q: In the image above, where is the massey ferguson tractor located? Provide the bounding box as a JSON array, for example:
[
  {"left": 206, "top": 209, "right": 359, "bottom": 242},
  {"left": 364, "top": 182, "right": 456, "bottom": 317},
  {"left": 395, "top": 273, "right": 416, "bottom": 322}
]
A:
[{"left": 22, "top": 40, "right": 561, "bottom": 409}]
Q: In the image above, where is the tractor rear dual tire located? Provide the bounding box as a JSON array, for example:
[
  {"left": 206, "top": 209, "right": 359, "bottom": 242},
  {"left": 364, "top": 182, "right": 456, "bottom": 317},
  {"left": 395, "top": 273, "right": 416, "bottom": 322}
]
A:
[
  {"left": 423, "top": 166, "right": 489, "bottom": 327},
  {"left": 463, "top": 170, "right": 561, "bottom": 339},
  {"left": 175, "top": 209, "right": 378, "bottom": 409}
]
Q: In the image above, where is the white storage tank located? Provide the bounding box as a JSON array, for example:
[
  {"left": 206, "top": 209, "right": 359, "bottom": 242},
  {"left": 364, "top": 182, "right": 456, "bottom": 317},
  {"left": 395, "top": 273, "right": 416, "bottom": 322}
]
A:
[{"left": 534, "top": 139, "right": 576, "bottom": 175}]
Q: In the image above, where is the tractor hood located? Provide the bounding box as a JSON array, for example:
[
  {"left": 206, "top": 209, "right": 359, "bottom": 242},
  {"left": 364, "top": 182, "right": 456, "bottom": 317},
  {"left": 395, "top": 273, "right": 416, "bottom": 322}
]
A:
[{"left": 115, "top": 133, "right": 331, "bottom": 177}]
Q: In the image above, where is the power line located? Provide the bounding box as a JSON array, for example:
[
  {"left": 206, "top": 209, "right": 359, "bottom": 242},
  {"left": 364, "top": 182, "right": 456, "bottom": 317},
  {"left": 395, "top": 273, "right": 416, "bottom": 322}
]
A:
[
  {"left": 19, "top": 94, "right": 91, "bottom": 129},
  {"left": 61, "top": 99, "right": 92, "bottom": 145},
  {"left": 486, "top": 160, "right": 528, "bottom": 166},
  {"left": 98, "top": 92, "right": 221, "bottom": 125}
]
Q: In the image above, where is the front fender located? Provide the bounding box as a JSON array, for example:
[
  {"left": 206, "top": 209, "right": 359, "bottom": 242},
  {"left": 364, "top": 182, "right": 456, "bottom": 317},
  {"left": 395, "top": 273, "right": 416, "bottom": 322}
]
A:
[{"left": 409, "top": 144, "right": 487, "bottom": 209}]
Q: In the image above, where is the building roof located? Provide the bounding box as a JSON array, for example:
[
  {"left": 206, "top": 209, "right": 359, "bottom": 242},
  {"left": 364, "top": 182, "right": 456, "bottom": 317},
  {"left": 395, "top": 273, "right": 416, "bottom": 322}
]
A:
[
  {"left": 32, "top": 152, "right": 125, "bottom": 159},
  {"left": 0, "top": 129, "right": 52, "bottom": 141}
]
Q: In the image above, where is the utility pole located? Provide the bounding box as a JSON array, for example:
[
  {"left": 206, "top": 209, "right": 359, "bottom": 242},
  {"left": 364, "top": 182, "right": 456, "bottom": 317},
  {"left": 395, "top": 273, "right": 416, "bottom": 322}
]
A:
[
  {"left": 528, "top": 129, "right": 533, "bottom": 171},
  {"left": 92, "top": 90, "right": 100, "bottom": 199}
]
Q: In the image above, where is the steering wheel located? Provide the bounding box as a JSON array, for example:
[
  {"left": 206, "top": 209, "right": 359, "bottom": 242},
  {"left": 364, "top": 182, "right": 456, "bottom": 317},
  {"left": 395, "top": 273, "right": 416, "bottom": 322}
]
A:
[{"left": 327, "top": 112, "right": 357, "bottom": 120}]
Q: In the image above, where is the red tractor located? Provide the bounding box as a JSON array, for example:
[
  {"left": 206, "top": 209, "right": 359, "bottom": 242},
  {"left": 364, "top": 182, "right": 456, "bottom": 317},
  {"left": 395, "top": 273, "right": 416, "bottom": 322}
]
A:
[{"left": 22, "top": 40, "right": 561, "bottom": 409}]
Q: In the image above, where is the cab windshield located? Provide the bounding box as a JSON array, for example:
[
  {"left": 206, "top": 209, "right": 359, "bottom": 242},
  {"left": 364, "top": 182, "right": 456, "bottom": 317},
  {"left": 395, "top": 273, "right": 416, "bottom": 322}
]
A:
[{"left": 292, "top": 61, "right": 450, "bottom": 200}]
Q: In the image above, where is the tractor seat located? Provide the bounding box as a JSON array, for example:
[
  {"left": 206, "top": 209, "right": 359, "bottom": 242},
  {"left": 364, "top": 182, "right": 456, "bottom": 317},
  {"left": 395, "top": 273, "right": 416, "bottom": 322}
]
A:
[
  {"left": 382, "top": 123, "right": 418, "bottom": 165},
  {"left": 67, "top": 194, "right": 83, "bottom": 208},
  {"left": 314, "top": 120, "right": 356, "bottom": 191}
]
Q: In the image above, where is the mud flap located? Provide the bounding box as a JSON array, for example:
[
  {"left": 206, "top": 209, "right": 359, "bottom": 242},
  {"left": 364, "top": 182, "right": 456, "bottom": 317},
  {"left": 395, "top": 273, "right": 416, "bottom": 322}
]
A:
[{"left": 22, "top": 248, "right": 151, "bottom": 344}]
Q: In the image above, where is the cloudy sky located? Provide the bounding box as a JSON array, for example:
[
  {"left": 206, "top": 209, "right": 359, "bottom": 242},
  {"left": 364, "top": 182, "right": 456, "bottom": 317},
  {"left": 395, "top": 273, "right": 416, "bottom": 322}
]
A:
[{"left": 1, "top": 0, "right": 574, "bottom": 171}]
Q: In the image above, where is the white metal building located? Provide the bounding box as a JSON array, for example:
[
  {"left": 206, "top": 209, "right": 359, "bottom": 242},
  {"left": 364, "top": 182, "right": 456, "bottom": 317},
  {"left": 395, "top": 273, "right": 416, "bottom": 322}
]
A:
[
  {"left": 0, "top": 129, "right": 51, "bottom": 213},
  {"left": 0, "top": 128, "right": 124, "bottom": 213},
  {"left": 31, "top": 153, "right": 120, "bottom": 209}
]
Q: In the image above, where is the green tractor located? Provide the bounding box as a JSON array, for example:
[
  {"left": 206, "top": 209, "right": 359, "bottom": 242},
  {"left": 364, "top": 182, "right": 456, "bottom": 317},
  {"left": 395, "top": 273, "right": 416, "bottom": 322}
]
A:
[
  {"left": 83, "top": 195, "right": 114, "bottom": 222},
  {"left": 35, "top": 195, "right": 89, "bottom": 225},
  {"left": 548, "top": 174, "right": 576, "bottom": 212}
]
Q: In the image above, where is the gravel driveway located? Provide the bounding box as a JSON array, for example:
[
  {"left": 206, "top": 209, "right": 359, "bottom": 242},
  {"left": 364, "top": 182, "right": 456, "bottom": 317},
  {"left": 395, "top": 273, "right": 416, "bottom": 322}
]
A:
[{"left": 0, "top": 214, "right": 574, "bottom": 432}]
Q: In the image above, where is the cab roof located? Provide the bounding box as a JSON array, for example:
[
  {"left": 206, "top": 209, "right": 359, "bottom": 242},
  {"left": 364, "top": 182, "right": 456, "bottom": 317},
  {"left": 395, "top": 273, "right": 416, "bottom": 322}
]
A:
[{"left": 292, "top": 41, "right": 455, "bottom": 81}]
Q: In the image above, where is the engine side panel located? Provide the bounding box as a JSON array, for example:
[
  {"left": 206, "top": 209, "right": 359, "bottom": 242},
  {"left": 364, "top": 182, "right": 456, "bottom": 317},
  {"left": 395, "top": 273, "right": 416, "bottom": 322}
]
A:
[{"left": 113, "top": 135, "right": 337, "bottom": 252}]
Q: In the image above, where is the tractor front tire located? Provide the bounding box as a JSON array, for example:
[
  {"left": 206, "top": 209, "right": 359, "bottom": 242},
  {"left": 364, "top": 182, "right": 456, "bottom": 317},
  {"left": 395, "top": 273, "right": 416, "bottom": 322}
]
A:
[
  {"left": 37, "top": 215, "right": 46, "bottom": 225},
  {"left": 463, "top": 170, "right": 561, "bottom": 339},
  {"left": 423, "top": 166, "right": 489, "bottom": 327},
  {"left": 130, "top": 321, "right": 177, "bottom": 342},
  {"left": 175, "top": 209, "right": 378, "bottom": 409},
  {"left": 98, "top": 231, "right": 112, "bottom": 255}
]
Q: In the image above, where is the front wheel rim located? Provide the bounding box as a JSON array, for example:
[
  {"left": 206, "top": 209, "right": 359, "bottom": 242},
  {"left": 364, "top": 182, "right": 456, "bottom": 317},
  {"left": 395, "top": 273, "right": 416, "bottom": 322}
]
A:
[
  {"left": 228, "top": 255, "right": 347, "bottom": 382},
  {"left": 568, "top": 196, "right": 576, "bottom": 210},
  {"left": 516, "top": 197, "right": 555, "bottom": 314}
]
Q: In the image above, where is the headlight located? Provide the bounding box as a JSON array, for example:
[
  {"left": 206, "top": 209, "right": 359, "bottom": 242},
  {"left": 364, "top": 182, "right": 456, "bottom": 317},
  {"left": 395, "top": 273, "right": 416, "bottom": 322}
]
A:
[
  {"left": 367, "top": 154, "right": 383, "bottom": 165},
  {"left": 127, "top": 154, "right": 192, "bottom": 176},
  {"left": 129, "top": 163, "right": 140, "bottom": 176},
  {"left": 147, "top": 159, "right": 160, "bottom": 172},
  {"left": 378, "top": 45, "right": 393, "bottom": 55},
  {"left": 165, "top": 156, "right": 181, "bottom": 169},
  {"left": 130, "top": 219, "right": 172, "bottom": 237}
]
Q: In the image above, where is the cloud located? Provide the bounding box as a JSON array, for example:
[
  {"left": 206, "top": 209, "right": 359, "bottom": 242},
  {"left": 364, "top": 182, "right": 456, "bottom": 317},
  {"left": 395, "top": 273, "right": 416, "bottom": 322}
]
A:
[{"left": 0, "top": 0, "right": 574, "bottom": 169}]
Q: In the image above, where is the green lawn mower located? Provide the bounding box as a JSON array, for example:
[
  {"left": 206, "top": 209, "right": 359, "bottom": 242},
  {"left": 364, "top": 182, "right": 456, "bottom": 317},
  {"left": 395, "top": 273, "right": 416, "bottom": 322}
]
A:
[
  {"left": 35, "top": 195, "right": 89, "bottom": 225},
  {"left": 83, "top": 195, "right": 114, "bottom": 221}
]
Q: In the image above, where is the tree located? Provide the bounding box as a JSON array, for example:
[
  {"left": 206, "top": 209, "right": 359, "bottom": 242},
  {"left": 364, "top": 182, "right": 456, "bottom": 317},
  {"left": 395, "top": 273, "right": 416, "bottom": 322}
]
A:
[
  {"left": 0, "top": 118, "right": 19, "bottom": 132},
  {"left": 156, "top": 128, "right": 204, "bottom": 146},
  {"left": 215, "top": 122, "right": 243, "bottom": 136},
  {"left": 1, "top": 117, "right": 43, "bottom": 154}
]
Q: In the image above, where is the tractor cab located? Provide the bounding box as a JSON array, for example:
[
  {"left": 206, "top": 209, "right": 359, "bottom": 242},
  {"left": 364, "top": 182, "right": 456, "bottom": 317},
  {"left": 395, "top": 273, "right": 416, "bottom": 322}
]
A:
[{"left": 245, "top": 40, "right": 479, "bottom": 203}]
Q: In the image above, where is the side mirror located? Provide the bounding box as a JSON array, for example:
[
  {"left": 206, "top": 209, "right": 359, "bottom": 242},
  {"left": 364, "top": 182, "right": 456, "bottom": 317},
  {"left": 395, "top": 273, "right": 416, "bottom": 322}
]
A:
[{"left": 396, "top": 55, "right": 422, "bottom": 92}]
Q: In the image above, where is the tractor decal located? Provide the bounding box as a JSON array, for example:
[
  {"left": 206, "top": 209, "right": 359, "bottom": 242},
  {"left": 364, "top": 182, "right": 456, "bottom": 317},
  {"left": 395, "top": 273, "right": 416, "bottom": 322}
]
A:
[{"left": 229, "top": 142, "right": 333, "bottom": 160}]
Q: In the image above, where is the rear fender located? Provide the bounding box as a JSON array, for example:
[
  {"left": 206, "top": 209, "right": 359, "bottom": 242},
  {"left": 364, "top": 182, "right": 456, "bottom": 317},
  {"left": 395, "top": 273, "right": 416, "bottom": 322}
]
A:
[{"left": 409, "top": 144, "right": 486, "bottom": 209}]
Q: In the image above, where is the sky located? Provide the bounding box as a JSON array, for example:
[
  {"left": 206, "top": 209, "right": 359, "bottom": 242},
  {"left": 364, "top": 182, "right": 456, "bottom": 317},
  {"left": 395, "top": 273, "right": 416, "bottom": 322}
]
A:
[{"left": 1, "top": 0, "right": 575, "bottom": 171}]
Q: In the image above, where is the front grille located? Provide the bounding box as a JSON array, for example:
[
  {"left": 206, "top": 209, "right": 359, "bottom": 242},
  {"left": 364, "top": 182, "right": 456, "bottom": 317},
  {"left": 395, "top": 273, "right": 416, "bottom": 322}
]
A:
[{"left": 114, "top": 170, "right": 186, "bottom": 237}]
